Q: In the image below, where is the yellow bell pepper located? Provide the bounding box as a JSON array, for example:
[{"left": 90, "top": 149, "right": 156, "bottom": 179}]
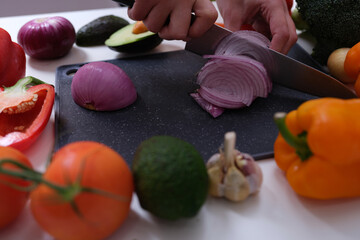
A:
[{"left": 273, "top": 98, "right": 360, "bottom": 199}]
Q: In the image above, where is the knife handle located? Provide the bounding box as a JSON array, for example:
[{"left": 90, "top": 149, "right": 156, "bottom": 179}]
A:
[{"left": 112, "top": 0, "right": 134, "bottom": 8}]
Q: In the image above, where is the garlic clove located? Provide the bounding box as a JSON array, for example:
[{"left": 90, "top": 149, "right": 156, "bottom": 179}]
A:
[
  {"left": 207, "top": 153, "right": 225, "bottom": 197},
  {"left": 206, "top": 153, "right": 222, "bottom": 168},
  {"left": 207, "top": 165, "right": 225, "bottom": 197},
  {"left": 224, "top": 165, "right": 250, "bottom": 202},
  {"left": 235, "top": 152, "right": 263, "bottom": 194}
]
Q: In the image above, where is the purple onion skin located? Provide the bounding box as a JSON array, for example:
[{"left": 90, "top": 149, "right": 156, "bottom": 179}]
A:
[
  {"left": 17, "top": 16, "right": 76, "bottom": 59},
  {"left": 71, "top": 62, "right": 137, "bottom": 111}
]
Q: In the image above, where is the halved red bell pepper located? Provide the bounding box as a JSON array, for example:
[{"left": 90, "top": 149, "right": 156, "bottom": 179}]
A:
[
  {"left": 0, "top": 76, "right": 54, "bottom": 151},
  {"left": 0, "top": 28, "right": 26, "bottom": 87}
]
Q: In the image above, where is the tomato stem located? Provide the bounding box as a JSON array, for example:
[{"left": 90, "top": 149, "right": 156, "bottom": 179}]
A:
[
  {"left": 0, "top": 178, "right": 38, "bottom": 192},
  {"left": 81, "top": 187, "right": 130, "bottom": 202},
  {"left": 0, "top": 158, "right": 130, "bottom": 202},
  {"left": 0, "top": 158, "right": 43, "bottom": 182},
  {"left": 0, "top": 159, "right": 67, "bottom": 193}
]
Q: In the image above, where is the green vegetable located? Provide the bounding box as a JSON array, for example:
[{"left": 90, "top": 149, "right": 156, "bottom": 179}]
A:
[
  {"left": 291, "top": 8, "right": 309, "bottom": 31},
  {"left": 105, "top": 23, "right": 163, "bottom": 53},
  {"left": 295, "top": 0, "right": 360, "bottom": 65},
  {"left": 76, "top": 15, "right": 129, "bottom": 46},
  {"left": 132, "top": 135, "right": 209, "bottom": 221}
]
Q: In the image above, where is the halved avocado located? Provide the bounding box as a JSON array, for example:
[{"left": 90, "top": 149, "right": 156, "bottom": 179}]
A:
[
  {"left": 105, "top": 23, "right": 163, "bottom": 53},
  {"left": 76, "top": 15, "right": 129, "bottom": 46}
]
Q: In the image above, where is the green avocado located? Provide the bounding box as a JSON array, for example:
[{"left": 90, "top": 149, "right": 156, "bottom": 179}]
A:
[
  {"left": 132, "top": 135, "right": 209, "bottom": 221},
  {"left": 105, "top": 23, "right": 163, "bottom": 53},
  {"left": 76, "top": 15, "right": 129, "bottom": 46}
]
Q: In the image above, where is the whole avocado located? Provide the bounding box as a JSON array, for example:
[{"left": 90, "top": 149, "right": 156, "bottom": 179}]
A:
[
  {"left": 76, "top": 15, "right": 129, "bottom": 46},
  {"left": 132, "top": 135, "right": 209, "bottom": 221}
]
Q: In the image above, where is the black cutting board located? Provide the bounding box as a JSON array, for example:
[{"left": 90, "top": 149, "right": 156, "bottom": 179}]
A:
[{"left": 55, "top": 48, "right": 317, "bottom": 164}]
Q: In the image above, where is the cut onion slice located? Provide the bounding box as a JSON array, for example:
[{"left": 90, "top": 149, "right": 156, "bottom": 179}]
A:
[
  {"left": 197, "top": 55, "right": 271, "bottom": 108},
  {"left": 193, "top": 30, "right": 273, "bottom": 117},
  {"left": 190, "top": 92, "right": 225, "bottom": 118},
  {"left": 215, "top": 31, "right": 269, "bottom": 59}
]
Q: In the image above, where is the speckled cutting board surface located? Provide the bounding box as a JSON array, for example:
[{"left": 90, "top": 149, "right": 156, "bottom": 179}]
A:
[{"left": 55, "top": 48, "right": 317, "bottom": 164}]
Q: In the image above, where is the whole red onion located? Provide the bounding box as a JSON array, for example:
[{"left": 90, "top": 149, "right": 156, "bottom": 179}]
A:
[
  {"left": 71, "top": 61, "right": 137, "bottom": 111},
  {"left": 17, "top": 16, "right": 75, "bottom": 59}
]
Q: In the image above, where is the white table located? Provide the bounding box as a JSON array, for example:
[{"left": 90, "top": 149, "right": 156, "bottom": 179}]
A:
[{"left": 0, "top": 6, "right": 359, "bottom": 240}]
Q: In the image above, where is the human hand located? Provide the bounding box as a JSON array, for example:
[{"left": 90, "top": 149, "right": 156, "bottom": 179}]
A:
[
  {"left": 216, "top": 0, "right": 297, "bottom": 54},
  {"left": 127, "top": 0, "right": 218, "bottom": 41}
]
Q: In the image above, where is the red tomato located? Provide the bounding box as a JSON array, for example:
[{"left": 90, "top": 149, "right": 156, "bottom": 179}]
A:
[
  {"left": 0, "top": 146, "right": 32, "bottom": 229},
  {"left": 30, "top": 141, "right": 134, "bottom": 240}
]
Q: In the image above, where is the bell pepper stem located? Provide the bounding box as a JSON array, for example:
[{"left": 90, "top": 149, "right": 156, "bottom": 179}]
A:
[
  {"left": 273, "top": 112, "right": 313, "bottom": 161},
  {"left": 4, "top": 76, "right": 48, "bottom": 93}
]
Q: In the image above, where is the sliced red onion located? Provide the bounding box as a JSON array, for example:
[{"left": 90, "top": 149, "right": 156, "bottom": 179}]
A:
[
  {"left": 17, "top": 16, "right": 75, "bottom": 59},
  {"left": 190, "top": 92, "right": 225, "bottom": 118},
  {"left": 214, "top": 30, "right": 274, "bottom": 70},
  {"left": 192, "top": 30, "right": 273, "bottom": 117},
  {"left": 196, "top": 55, "right": 271, "bottom": 108},
  {"left": 205, "top": 54, "right": 272, "bottom": 94},
  {"left": 197, "top": 86, "right": 247, "bottom": 108},
  {"left": 214, "top": 30, "right": 270, "bottom": 56},
  {"left": 71, "top": 62, "right": 137, "bottom": 111}
]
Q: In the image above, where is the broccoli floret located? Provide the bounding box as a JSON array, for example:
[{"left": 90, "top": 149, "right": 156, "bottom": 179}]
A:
[
  {"left": 295, "top": 0, "right": 360, "bottom": 65},
  {"left": 291, "top": 8, "right": 309, "bottom": 31}
]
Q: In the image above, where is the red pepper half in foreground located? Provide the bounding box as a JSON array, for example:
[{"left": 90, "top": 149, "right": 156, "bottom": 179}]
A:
[
  {"left": 0, "top": 28, "right": 26, "bottom": 87},
  {"left": 0, "top": 77, "right": 54, "bottom": 151}
]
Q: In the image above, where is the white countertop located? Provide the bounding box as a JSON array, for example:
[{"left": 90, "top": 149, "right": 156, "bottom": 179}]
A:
[{"left": 0, "top": 6, "right": 360, "bottom": 240}]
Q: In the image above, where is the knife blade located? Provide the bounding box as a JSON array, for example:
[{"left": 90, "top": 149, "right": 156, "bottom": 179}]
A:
[
  {"left": 185, "top": 24, "right": 356, "bottom": 99},
  {"left": 113, "top": 0, "right": 356, "bottom": 98}
]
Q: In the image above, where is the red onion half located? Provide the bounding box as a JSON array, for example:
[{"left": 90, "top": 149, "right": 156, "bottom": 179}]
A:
[
  {"left": 71, "top": 62, "right": 137, "bottom": 111},
  {"left": 17, "top": 16, "right": 75, "bottom": 59},
  {"left": 192, "top": 30, "right": 273, "bottom": 118}
]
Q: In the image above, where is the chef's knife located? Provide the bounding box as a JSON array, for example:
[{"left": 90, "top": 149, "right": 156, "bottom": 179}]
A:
[
  {"left": 186, "top": 25, "right": 356, "bottom": 99},
  {"left": 113, "top": 0, "right": 356, "bottom": 98}
]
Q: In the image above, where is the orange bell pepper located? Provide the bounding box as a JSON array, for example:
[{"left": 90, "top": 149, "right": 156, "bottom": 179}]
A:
[
  {"left": 344, "top": 42, "right": 360, "bottom": 81},
  {"left": 273, "top": 98, "right": 360, "bottom": 200},
  {"left": 344, "top": 42, "right": 360, "bottom": 96}
]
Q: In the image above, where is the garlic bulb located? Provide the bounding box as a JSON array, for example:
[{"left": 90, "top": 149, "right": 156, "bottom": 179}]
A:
[{"left": 206, "top": 131, "right": 263, "bottom": 202}]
